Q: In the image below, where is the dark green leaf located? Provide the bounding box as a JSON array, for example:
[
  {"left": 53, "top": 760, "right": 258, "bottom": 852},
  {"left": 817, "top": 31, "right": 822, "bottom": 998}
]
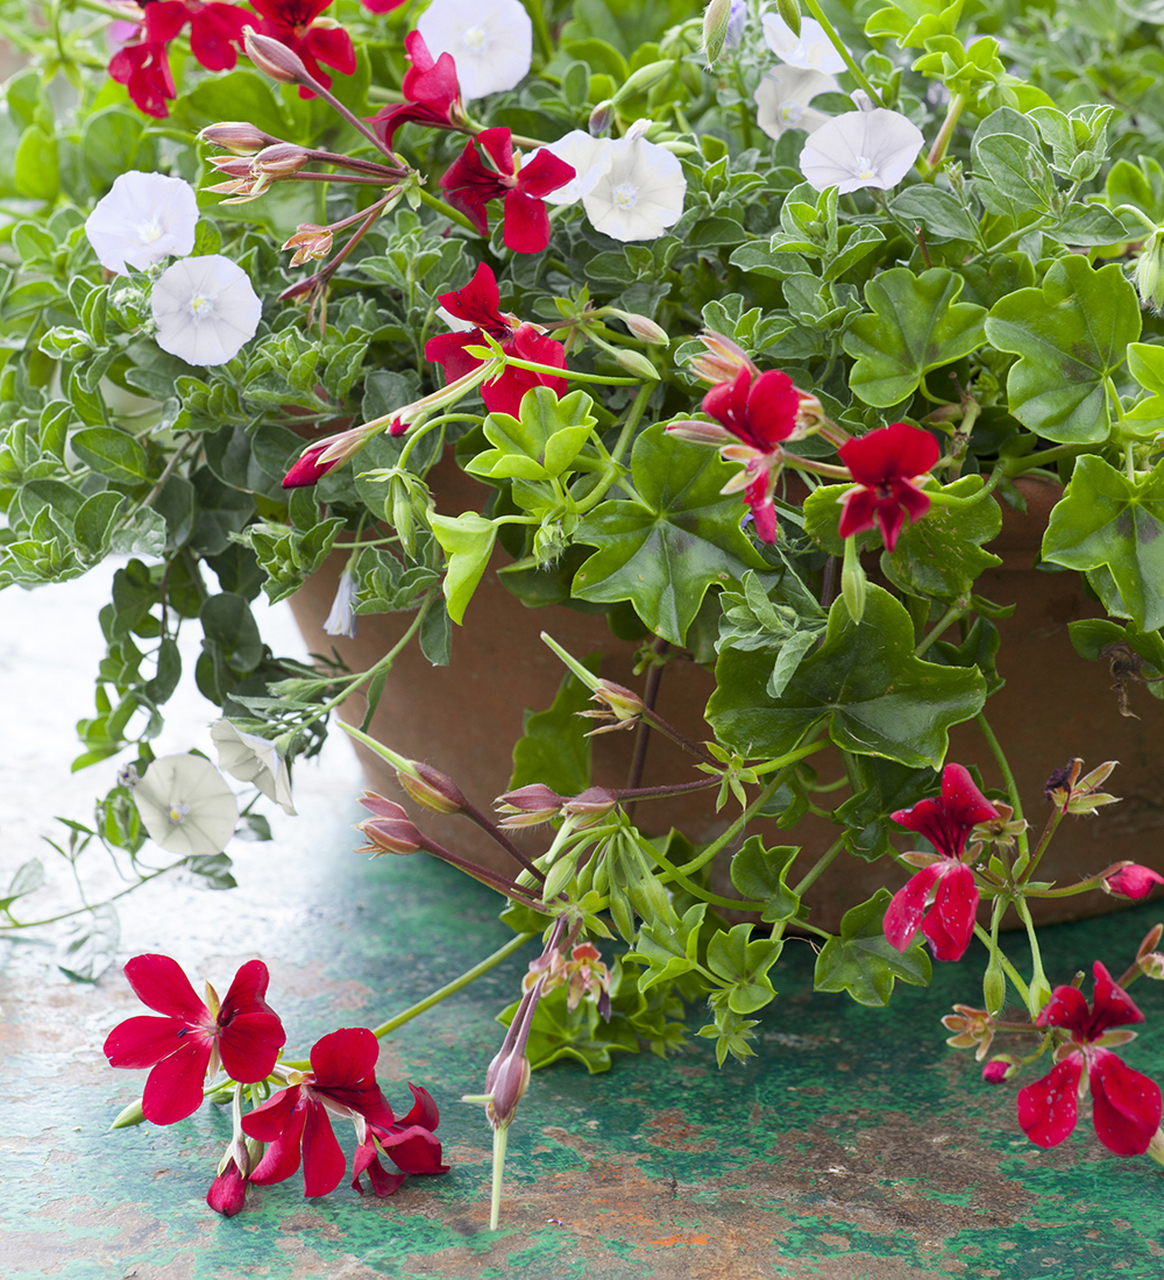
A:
[{"left": 813, "top": 888, "right": 932, "bottom": 1006}]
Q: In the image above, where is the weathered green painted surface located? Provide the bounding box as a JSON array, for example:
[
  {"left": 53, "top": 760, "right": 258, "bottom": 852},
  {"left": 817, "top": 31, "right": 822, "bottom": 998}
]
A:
[{"left": 4, "top": 793, "right": 1164, "bottom": 1280}]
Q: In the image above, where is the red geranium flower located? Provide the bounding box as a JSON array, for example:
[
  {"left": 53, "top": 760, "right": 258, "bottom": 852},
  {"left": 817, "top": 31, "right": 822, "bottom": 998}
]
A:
[
  {"left": 883, "top": 763, "right": 998, "bottom": 962},
  {"left": 1102, "top": 863, "right": 1164, "bottom": 900},
  {"left": 425, "top": 261, "right": 567, "bottom": 418},
  {"left": 369, "top": 30, "right": 464, "bottom": 150},
  {"left": 108, "top": 41, "right": 177, "bottom": 119},
  {"left": 837, "top": 421, "right": 939, "bottom": 551},
  {"left": 104, "top": 955, "right": 286, "bottom": 1125},
  {"left": 1018, "top": 962, "right": 1162, "bottom": 1156},
  {"left": 249, "top": 0, "right": 356, "bottom": 95},
  {"left": 439, "top": 127, "right": 574, "bottom": 254},
  {"left": 242, "top": 1027, "right": 446, "bottom": 1197},
  {"left": 143, "top": 0, "right": 250, "bottom": 71}
]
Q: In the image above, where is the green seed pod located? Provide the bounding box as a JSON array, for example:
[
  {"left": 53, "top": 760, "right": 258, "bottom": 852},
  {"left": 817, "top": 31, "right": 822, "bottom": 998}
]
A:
[{"left": 777, "top": 0, "right": 802, "bottom": 37}]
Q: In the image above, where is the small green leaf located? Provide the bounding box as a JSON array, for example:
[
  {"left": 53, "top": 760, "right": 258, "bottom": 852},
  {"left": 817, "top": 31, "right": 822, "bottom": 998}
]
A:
[
  {"left": 429, "top": 512, "right": 497, "bottom": 625},
  {"left": 729, "top": 837, "right": 800, "bottom": 922},
  {"left": 14, "top": 124, "right": 58, "bottom": 202},
  {"left": 465, "top": 388, "right": 597, "bottom": 482},
  {"left": 72, "top": 426, "right": 150, "bottom": 484},
  {"left": 813, "top": 889, "right": 932, "bottom": 1006}
]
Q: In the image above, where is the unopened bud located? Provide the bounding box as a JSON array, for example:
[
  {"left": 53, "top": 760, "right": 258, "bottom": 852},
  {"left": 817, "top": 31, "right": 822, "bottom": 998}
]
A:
[
  {"left": 840, "top": 537, "right": 866, "bottom": 623},
  {"left": 982, "top": 1056, "right": 1017, "bottom": 1084},
  {"left": 594, "top": 679, "right": 643, "bottom": 721},
  {"left": 1139, "top": 951, "right": 1164, "bottom": 980},
  {"left": 614, "top": 348, "right": 659, "bottom": 380},
  {"left": 496, "top": 783, "right": 564, "bottom": 828},
  {"left": 562, "top": 786, "right": 618, "bottom": 823},
  {"left": 688, "top": 328, "right": 758, "bottom": 385},
  {"left": 253, "top": 142, "right": 311, "bottom": 178},
  {"left": 614, "top": 311, "right": 668, "bottom": 344},
  {"left": 702, "top": 0, "right": 732, "bottom": 65},
  {"left": 614, "top": 60, "right": 673, "bottom": 105},
  {"left": 244, "top": 26, "right": 312, "bottom": 86},
  {"left": 776, "top": 0, "right": 802, "bottom": 38},
  {"left": 1138, "top": 923, "right": 1164, "bottom": 960},
  {"left": 354, "top": 793, "right": 424, "bottom": 855},
  {"left": 983, "top": 960, "right": 1005, "bottom": 1018},
  {"left": 1134, "top": 228, "right": 1164, "bottom": 313},
  {"left": 110, "top": 1097, "right": 146, "bottom": 1129},
  {"left": 399, "top": 761, "right": 466, "bottom": 815},
  {"left": 198, "top": 121, "right": 284, "bottom": 154},
  {"left": 588, "top": 99, "right": 614, "bottom": 137}
]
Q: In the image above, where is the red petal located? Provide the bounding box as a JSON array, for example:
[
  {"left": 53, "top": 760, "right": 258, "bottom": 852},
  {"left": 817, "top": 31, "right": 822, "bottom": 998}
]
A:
[
  {"left": 702, "top": 367, "right": 752, "bottom": 437},
  {"left": 744, "top": 370, "right": 800, "bottom": 448},
  {"left": 104, "top": 1015, "right": 187, "bottom": 1069},
  {"left": 247, "top": 1089, "right": 307, "bottom": 1185},
  {"left": 425, "top": 330, "right": 483, "bottom": 383},
  {"left": 124, "top": 954, "right": 208, "bottom": 1021},
  {"left": 1104, "top": 864, "right": 1164, "bottom": 899},
  {"left": 375, "top": 1124, "right": 449, "bottom": 1174},
  {"left": 1017, "top": 1056, "right": 1083, "bottom": 1147},
  {"left": 351, "top": 1139, "right": 407, "bottom": 1196},
  {"left": 837, "top": 486, "right": 879, "bottom": 541},
  {"left": 242, "top": 1083, "right": 301, "bottom": 1143},
  {"left": 218, "top": 1011, "right": 286, "bottom": 1082},
  {"left": 142, "top": 1035, "right": 214, "bottom": 1124},
  {"left": 476, "top": 127, "right": 515, "bottom": 177},
  {"left": 1087, "top": 960, "right": 1146, "bottom": 1037},
  {"left": 939, "top": 763, "right": 998, "bottom": 832},
  {"left": 882, "top": 863, "right": 942, "bottom": 952},
  {"left": 920, "top": 862, "right": 977, "bottom": 961},
  {"left": 207, "top": 1161, "right": 248, "bottom": 1216},
  {"left": 143, "top": 2, "right": 189, "bottom": 43},
  {"left": 437, "top": 262, "right": 505, "bottom": 333},
  {"left": 310, "top": 1027, "right": 381, "bottom": 1087},
  {"left": 305, "top": 25, "right": 356, "bottom": 76},
  {"left": 300, "top": 1099, "right": 347, "bottom": 1197},
  {"left": 516, "top": 148, "right": 575, "bottom": 200},
  {"left": 744, "top": 482, "right": 778, "bottom": 544},
  {"left": 283, "top": 443, "right": 333, "bottom": 489},
  {"left": 402, "top": 31, "right": 460, "bottom": 111},
  {"left": 396, "top": 1082, "right": 441, "bottom": 1132},
  {"left": 1089, "top": 1049, "right": 1163, "bottom": 1155},
  {"left": 189, "top": 4, "right": 248, "bottom": 70},
  {"left": 503, "top": 188, "right": 551, "bottom": 254},
  {"left": 838, "top": 421, "right": 939, "bottom": 487}
]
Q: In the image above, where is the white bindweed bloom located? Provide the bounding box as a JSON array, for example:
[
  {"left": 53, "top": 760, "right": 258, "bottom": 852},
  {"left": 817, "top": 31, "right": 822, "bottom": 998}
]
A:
[
  {"left": 581, "top": 125, "right": 686, "bottom": 242},
  {"left": 533, "top": 130, "right": 613, "bottom": 206},
  {"left": 131, "top": 754, "right": 239, "bottom": 857},
  {"left": 798, "top": 106, "right": 925, "bottom": 194},
  {"left": 150, "top": 254, "right": 262, "bottom": 366},
  {"left": 322, "top": 570, "right": 359, "bottom": 641},
  {"left": 211, "top": 720, "right": 297, "bottom": 816},
  {"left": 761, "top": 14, "right": 847, "bottom": 74},
  {"left": 85, "top": 170, "right": 199, "bottom": 275},
  {"left": 417, "top": 0, "right": 532, "bottom": 101},
  {"left": 754, "top": 66, "right": 841, "bottom": 138}
]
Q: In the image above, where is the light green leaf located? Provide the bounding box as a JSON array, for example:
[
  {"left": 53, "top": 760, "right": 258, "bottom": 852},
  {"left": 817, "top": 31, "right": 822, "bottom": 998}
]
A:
[
  {"left": 813, "top": 889, "right": 932, "bottom": 1006},
  {"left": 429, "top": 511, "right": 497, "bottom": 625}
]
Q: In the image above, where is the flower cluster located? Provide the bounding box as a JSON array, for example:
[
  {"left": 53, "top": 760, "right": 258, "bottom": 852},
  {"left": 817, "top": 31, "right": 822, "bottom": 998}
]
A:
[{"left": 105, "top": 955, "right": 446, "bottom": 1215}]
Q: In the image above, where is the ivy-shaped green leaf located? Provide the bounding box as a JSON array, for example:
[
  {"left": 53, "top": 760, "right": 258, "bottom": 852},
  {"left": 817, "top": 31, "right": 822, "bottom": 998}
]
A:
[
  {"left": 707, "top": 585, "right": 986, "bottom": 768},
  {"left": 429, "top": 511, "right": 497, "bottom": 625},
  {"left": 706, "top": 923, "right": 783, "bottom": 1015},
  {"left": 464, "top": 387, "right": 597, "bottom": 482},
  {"left": 833, "top": 759, "right": 939, "bottom": 862},
  {"left": 813, "top": 889, "right": 932, "bottom": 1006},
  {"left": 729, "top": 837, "right": 800, "bottom": 922},
  {"left": 984, "top": 256, "right": 1141, "bottom": 443},
  {"left": 1042, "top": 455, "right": 1164, "bottom": 631},
  {"left": 572, "top": 423, "right": 768, "bottom": 644},
  {"left": 843, "top": 267, "right": 987, "bottom": 407}
]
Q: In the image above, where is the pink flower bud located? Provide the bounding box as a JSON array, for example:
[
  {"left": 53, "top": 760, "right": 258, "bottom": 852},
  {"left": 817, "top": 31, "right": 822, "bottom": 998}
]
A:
[
  {"left": 399, "top": 762, "right": 466, "bottom": 815},
  {"left": 199, "top": 122, "right": 284, "bottom": 154},
  {"left": 354, "top": 795, "right": 424, "bottom": 855},
  {"left": 253, "top": 142, "right": 311, "bottom": 177},
  {"left": 244, "top": 27, "right": 311, "bottom": 86},
  {"left": 1102, "top": 862, "right": 1164, "bottom": 900},
  {"left": 982, "top": 1057, "right": 1015, "bottom": 1084},
  {"left": 282, "top": 442, "right": 336, "bottom": 489},
  {"left": 495, "top": 783, "right": 564, "bottom": 827}
]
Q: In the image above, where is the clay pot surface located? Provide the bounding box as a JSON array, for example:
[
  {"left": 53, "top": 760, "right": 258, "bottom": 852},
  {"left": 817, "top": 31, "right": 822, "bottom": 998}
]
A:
[{"left": 289, "top": 467, "right": 1163, "bottom": 933}]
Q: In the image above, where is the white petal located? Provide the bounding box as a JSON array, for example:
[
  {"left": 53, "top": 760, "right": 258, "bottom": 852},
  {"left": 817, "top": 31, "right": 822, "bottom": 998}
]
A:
[
  {"left": 150, "top": 254, "right": 262, "bottom": 367},
  {"left": 417, "top": 0, "right": 532, "bottom": 100},
  {"left": 532, "top": 132, "right": 613, "bottom": 205},
  {"left": 799, "top": 108, "right": 924, "bottom": 193},
  {"left": 582, "top": 137, "right": 686, "bottom": 242},
  {"left": 761, "top": 14, "right": 847, "bottom": 75},
  {"left": 85, "top": 170, "right": 199, "bottom": 275},
  {"left": 754, "top": 66, "right": 840, "bottom": 139},
  {"left": 133, "top": 754, "right": 238, "bottom": 856},
  {"left": 211, "top": 720, "right": 297, "bottom": 816}
]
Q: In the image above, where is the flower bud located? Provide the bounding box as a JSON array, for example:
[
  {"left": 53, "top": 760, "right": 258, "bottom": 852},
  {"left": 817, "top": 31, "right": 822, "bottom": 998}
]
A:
[
  {"left": 1139, "top": 952, "right": 1164, "bottom": 980},
  {"left": 282, "top": 442, "right": 337, "bottom": 489},
  {"left": 110, "top": 1097, "right": 146, "bottom": 1129},
  {"left": 981, "top": 1056, "right": 1017, "bottom": 1084},
  {"left": 562, "top": 786, "right": 618, "bottom": 823},
  {"left": 614, "top": 61, "right": 673, "bottom": 104},
  {"left": 588, "top": 99, "right": 614, "bottom": 137},
  {"left": 399, "top": 761, "right": 467, "bottom": 815},
  {"left": 198, "top": 121, "right": 284, "bottom": 154},
  {"left": 840, "top": 537, "right": 867, "bottom": 623},
  {"left": 1138, "top": 923, "right": 1164, "bottom": 959},
  {"left": 1101, "top": 861, "right": 1164, "bottom": 899},
  {"left": 702, "top": 0, "right": 732, "bottom": 65},
  {"left": 354, "top": 794, "right": 424, "bottom": 855},
  {"left": 982, "top": 959, "right": 1006, "bottom": 1018},
  {"left": 1134, "top": 228, "right": 1164, "bottom": 314},
  {"left": 244, "top": 26, "right": 311, "bottom": 86},
  {"left": 495, "top": 783, "right": 564, "bottom": 828},
  {"left": 614, "top": 348, "right": 659, "bottom": 380},
  {"left": 609, "top": 309, "right": 668, "bottom": 344},
  {"left": 688, "top": 328, "right": 758, "bottom": 385},
  {"left": 776, "top": 0, "right": 802, "bottom": 38},
  {"left": 253, "top": 142, "right": 311, "bottom": 178}
]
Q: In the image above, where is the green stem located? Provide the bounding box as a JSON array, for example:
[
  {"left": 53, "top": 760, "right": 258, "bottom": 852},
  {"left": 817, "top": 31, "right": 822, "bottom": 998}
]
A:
[
  {"left": 1012, "top": 896, "right": 1050, "bottom": 1016},
  {"left": 638, "top": 838, "right": 766, "bottom": 911},
  {"left": 924, "top": 92, "right": 966, "bottom": 171},
  {"left": 415, "top": 185, "right": 481, "bottom": 235},
  {"left": 976, "top": 712, "right": 1028, "bottom": 858},
  {"left": 573, "top": 382, "right": 654, "bottom": 516},
  {"left": 801, "top": 0, "right": 883, "bottom": 107},
  {"left": 914, "top": 605, "right": 966, "bottom": 658},
  {"left": 972, "top": 922, "right": 1030, "bottom": 1007},
  {"left": 1018, "top": 805, "right": 1064, "bottom": 884},
  {"left": 1, "top": 861, "right": 185, "bottom": 930},
  {"left": 792, "top": 834, "right": 845, "bottom": 896},
  {"left": 369, "top": 932, "right": 535, "bottom": 1038},
  {"left": 503, "top": 354, "right": 643, "bottom": 386},
  {"left": 316, "top": 594, "right": 432, "bottom": 719},
  {"left": 490, "top": 1124, "right": 508, "bottom": 1230},
  {"left": 519, "top": 0, "right": 554, "bottom": 62}
]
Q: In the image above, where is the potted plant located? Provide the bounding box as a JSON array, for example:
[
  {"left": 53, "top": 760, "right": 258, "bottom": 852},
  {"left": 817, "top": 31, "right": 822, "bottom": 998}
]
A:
[{"left": 4, "top": 0, "right": 1164, "bottom": 1225}]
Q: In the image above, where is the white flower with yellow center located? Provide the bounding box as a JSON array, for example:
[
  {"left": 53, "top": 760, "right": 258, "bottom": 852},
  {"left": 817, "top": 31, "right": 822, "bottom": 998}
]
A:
[
  {"left": 131, "top": 754, "right": 239, "bottom": 857},
  {"left": 798, "top": 105, "right": 925, "bottom": 194},
  {"left": 761, "top": 13, "right": 847, "bottom": 75},
  {"left": 85, "top": 170, "right": 199, "bottom": 275},
  {"left": 580, "top": 122, "right": 686, "bottom": 242},
  {"left": 150, "top": 255, "right": 262, "bottom": 366},
  {"left": 417, "top": 0, "right": 532, "bottom": 101},
  {"left": 754, "top": 66, "right": 841, "bottom": 139}
]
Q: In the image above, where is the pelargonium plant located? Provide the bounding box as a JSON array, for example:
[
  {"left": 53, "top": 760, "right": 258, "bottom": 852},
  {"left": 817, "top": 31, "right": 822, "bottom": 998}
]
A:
[{"left": 3, "top": 0, "right": 1164, "bottom": 1225}]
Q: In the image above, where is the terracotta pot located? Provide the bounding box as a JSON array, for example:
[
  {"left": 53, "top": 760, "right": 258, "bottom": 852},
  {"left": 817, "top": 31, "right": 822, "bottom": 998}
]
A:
[{"left": 289, "top": 465, "right": 1161, "bottom": 932}]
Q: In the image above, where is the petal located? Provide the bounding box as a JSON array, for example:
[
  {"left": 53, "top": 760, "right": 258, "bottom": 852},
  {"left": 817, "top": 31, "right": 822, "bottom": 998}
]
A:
[
  {"left": 1036, "top": 983, "right": 1092, "bottom": 1033},
  {"left": 242, "top": 1083, "right": 301, "bottom": 1143},
  {"left": 309, "top": 1027, "right": 381, "bottom": 1088},
  {"left": 503, "top": 188, "right": 551, "bottom": 254},
  {"left": 218, "top": 1011, "right": 286, "bottom": 1083},
  {"left": 104, "top": 1014, "right": 189, "bottom": 1069},
  {"left": 1088, "top": 960, "right": 1146, "bottom": 1037},
  {"left": 1089, "top": 1050, "right": 1163, "bottom": 1155},
  {"left": 476, "top": 126, "right": 515, "bottom": 176},
  {"left": 301, "top": 1099, "right": 347, "bottom": 1197},
  {"left": 351, "top": 1139, "right": 406, "bottom": 1196},
  {"left": 516, "top": 149, "right": 575, "bottom": 200},
  {"left": 1017, "top": 1056, "right": 1083, "bottom": 1147},
  {"left": 838, "top": 422, "right": 939, "bottom": 488},
  {"left": 425, "top": 329, "right": 483, "bottom": 383},
  {"left": 123, "top": 954, "right": 208, "bottom": 1021},
  {"left": 837, "top": 486, "right": 878, "bottom": 540},
  {"left": 247, "top": 1090, "right": 307, "bottom": 1185},
  {"left": 143, "top": 2, "right": 189, "bottom": 43},
  {"left": 374, "top": 1124, "right": 449, "bottom": 1174},
  {"left": 745, "top": 369, "right": 800, "bottom": 447},
  {"left": 437, "top": 262, "right": 504, "bottom": 332},
  {"left": 882, "top": 863, "right": 942, "bottom": 952},
  {"left": 939, "top": 763, "right": 999, "bottom": 831},
  {"left": 396, "top": 1082, "right": 441, "bottom": 1132},
  {"left": 921, "top": 862, "right": 977, "bottom": 961},
  {"left": 142, "top": 1035, "right": 214, "bottom": 1124},
  {"left": 304, "top": 25, "right": 356, "bottom": 76}
]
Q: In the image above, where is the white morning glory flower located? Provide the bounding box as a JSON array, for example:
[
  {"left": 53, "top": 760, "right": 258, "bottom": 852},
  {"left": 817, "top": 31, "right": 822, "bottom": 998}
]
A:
[
  {"left": 798, "top": 107, "right": 925, "bottom": 194},
  {"left": 211, "top": 720, "right": 297, "bottom": 816},
  {"left": 85, "top": 170, "right": 199, "bottom": 276},
  {"left": 417, "top": 0, "right": 532, "bottom": 101},
  {"left": 322, "top": 570, "right": 359, "bottom": 641},
  {"left": 150, "top": 254, "right": 262, "bottom": 366},
  {"left": 754, "top": 66, "right": 841, "bottom": 139},
  {"left": 761, "top": 14, "right": 847, "bottom": 75},
  {"left": 131, "top": 754, "right": 239, "bottom": 857},
  {"left": 533, "top": 130, "right": 613, "bottom": 206},
  {"left": 581, "top": 124, "right": 686, "bottom": 242}
]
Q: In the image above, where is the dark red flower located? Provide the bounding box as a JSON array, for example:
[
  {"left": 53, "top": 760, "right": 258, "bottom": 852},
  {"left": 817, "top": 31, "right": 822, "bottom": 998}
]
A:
[
  {"left": 883, "top": 764, "right": 998, "bottom": 962},
  {"left": 1103, "top": 863, "right": 1164, "bottom": 900},
  {"left": 207, "top": 1156, "right": 249, "bottom": 1216},
  {"left": 425, "top": 261, "right": 567, "bottom": 418},
  {"left": 368, "top": 30, "right": 463, "bottom": 150},
  {"left": 837, "top": 421, "right": 939, "bottom": 551},
  {"left": 104, "top": 955, "right": 286, "bottom": 1125},
  {"left": 242, "top": 1027, "right": 445, "bottom": 1198},
  {"left": 353, "top": 1083, "right": 449, "bottom": 1196},
  {"left": 108, "top": 41, "right": 177, "bottom": 118},
  {"left": 144, "top": 1, "right": 250, "bottom": 71},
  {"left": 1018, "top": 962, "right": 1162, "bottom": 1156},
  {"left": 439, "top": 128, "right": 574, "bottom": 254},
  {"left": 248, "top": 0, "right": 356, "bottom": 95}
]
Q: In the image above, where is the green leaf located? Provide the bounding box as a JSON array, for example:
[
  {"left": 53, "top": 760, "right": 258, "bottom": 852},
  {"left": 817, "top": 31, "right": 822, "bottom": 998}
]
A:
[
  {"left": 71, "top": 426, "right": 150, "bottom": 484},
  {"left": 813, "top": 889, "right": 932, "bottom": 1006},
  {"left": 890, "top": 185, "right": 981, "bottom": 244},
  {"left": 510, "top": 658, "right": 599, "bottom": 796},
  {"left": 200, "top": 593, "right": 264, "bottom": 672},
  {"left": 882, "top": 476, "right": 1003, "bottom": 602},
  {"left": 833, "top": 759, "right": 939, "bottom": 861},
  {"left": 499, "top": 982, "right": 638, "bottom": 1074},
  {"left": 429, "top": 511, "right": 497, "bottom": 625},
  {"left": 109, "top": 508, "right": 167, "bottom": 558},
  {"left": 1042, "top": 455, "right": 1164, "bottom": 631},
  {"left": 984, "top": 256, "right": 1141, "bottom": 443},
  {"left": 572, "top": 423, "right": 768, "bottom": 645},
  {"left": 625, "top": 902, "right": 707, "bottom": 994},
  {"left": 843, "top": 268, "right": 986, "bottom": 407},
  {"left": 728, "top": 837, "right": 800, "bottom": 922},
  {"left": 14, "top": 124, "right": 58, "bottom": 202},
  {"left": 707, "top": 585, "right": 986, "bottom": 768},
  {"left": 185, "top": 853, "right": 237, "bottom": 890},
  {"left": 706, "top": 923, "right": 783, "bottom": 1015},
  {"left": 80, "top": 108, "right": 144, "bottom": 190},
  {"left": 186, "top": 71, "right": 290, "bottom": 140},
  {"left": 464, "top": 388, "right": 597, "bottom": 482}
]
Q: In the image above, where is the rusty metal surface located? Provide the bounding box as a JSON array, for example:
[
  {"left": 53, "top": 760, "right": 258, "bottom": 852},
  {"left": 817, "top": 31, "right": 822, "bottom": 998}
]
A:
[{"left": 5, "top": 573, "right": 1164, "bottom": 1280}]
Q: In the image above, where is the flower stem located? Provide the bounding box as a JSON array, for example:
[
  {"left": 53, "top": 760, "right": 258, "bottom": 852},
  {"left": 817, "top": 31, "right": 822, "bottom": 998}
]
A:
[
  {"left": 924, "top": 92, "right": 966, "bottom": 171},
  {"left": 976, "top": 712, "right": 1028, "bottom": 858},
  {"left": 800, "top": 0, "right": 883, "bottom": 107},
  {"left": 503, "top": 354, "right": 643, "bottom": 386},
  {"left": 415, "top": 185, "right": 481, "bottom": 235},
  {"left": 972, "top": 922, "right": 1031, "bottom": 1008},
  {"left": 914, "top": 605, "right": 966, "bottom": 658},
  {"left": 519, "top": 0, "right": 554, "bottom": 63}
]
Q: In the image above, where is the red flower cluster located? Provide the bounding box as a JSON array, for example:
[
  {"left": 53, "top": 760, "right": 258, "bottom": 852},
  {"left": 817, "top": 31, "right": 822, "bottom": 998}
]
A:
[
  {"left": 426, "top": 262, "right": 567, "bottom": 418},
  {"left": 883, "top": 763, "right": 998, "bottom": 962},
  {"left": 369, "top": 30, "right": 464, "bottom": 150},
  {"left": 104, "top": 955, "right": 445, "bottom": 1215},
  {"left": 837, "top": 421, "right": 939, "bottom": 551},
  {"left": 440, "top": 128, "right": 574, "bottom": 254},
  {"left": 1018, "top": 962, "right": 1162, "bottom": 1156}
]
